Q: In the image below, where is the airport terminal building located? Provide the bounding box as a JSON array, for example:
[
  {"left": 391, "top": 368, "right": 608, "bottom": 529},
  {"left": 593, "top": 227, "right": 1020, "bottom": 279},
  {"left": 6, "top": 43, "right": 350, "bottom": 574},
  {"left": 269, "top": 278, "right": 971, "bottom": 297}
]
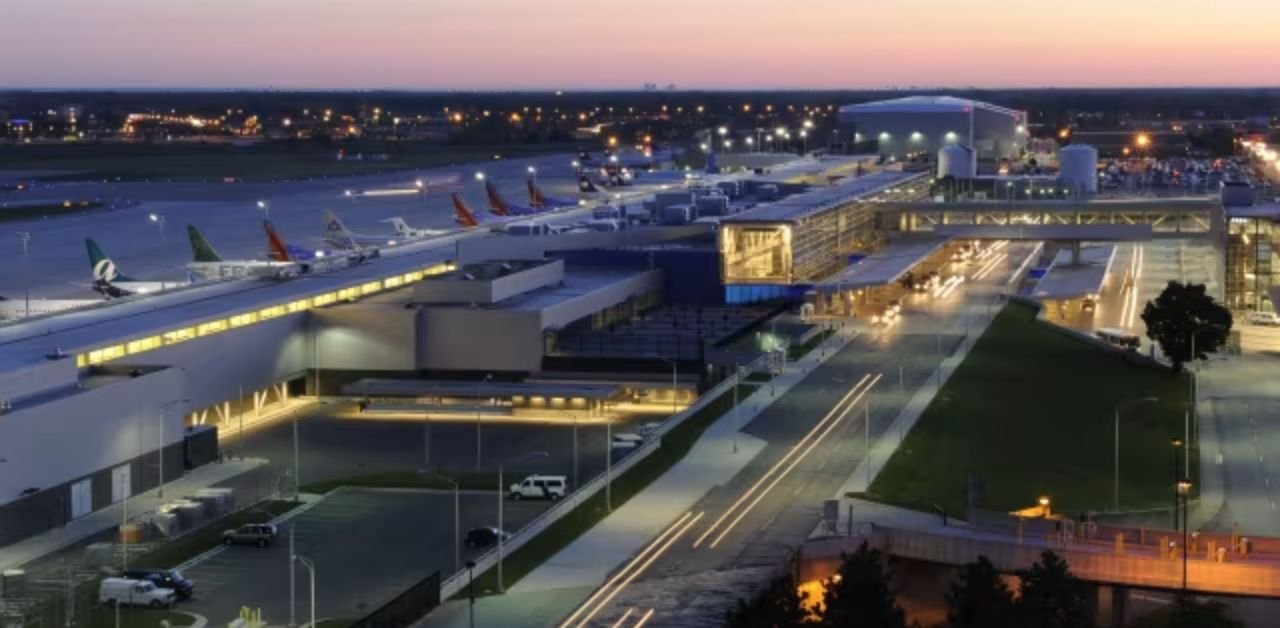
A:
[{"left": 838, "top": 96, "right": 1028, "bottom": 162}]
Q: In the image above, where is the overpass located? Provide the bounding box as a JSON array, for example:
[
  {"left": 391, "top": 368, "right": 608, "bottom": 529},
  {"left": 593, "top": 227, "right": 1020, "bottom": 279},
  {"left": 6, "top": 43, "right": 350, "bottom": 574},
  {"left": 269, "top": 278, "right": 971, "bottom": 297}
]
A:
[
  {"left": 802, "top": 516, "right": 1280, "bottom": 599},
  {"left": 875, "top": 197, "right": 1222, "bottom": 238}
]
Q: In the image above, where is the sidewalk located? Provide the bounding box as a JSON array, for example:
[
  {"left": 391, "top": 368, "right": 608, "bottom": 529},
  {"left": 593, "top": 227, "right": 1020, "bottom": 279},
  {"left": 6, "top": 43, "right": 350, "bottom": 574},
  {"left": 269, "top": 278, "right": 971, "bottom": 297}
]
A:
[
  {"left": 0, "top": 458, "right": 266, "bottom": 572},
  {"left": 419, "top": 326, "right": 860, "bottom": 627}
]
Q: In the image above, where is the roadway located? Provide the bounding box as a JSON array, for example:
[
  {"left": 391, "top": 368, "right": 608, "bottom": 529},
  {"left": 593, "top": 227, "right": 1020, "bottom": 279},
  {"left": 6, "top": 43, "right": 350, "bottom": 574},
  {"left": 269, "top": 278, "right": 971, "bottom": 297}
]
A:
[{"left": 561, "top": 245, "right": 1036, "bottom": 627}]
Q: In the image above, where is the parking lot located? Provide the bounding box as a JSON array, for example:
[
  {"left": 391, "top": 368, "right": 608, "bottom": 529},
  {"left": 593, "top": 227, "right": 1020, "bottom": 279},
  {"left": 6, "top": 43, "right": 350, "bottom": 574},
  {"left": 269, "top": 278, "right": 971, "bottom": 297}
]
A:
[
  {"left": 233, "top": 401, "right": 660, "bottom": 492},
  {"left": 180, "top": 487, "right": 549, "bottom": 624}
]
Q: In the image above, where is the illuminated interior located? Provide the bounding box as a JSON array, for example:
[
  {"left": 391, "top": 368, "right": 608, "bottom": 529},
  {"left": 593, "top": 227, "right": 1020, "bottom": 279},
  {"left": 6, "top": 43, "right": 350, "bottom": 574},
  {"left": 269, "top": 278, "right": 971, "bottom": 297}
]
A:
[
  {"left": 1226, "top": 216, "right": 1277, "bottom": 312},
  {"left": 721, "top": 224, "right": 793, "bottom": 284},
  {"left": 77, "top": 263, "right": 450, "bottom": 368}
]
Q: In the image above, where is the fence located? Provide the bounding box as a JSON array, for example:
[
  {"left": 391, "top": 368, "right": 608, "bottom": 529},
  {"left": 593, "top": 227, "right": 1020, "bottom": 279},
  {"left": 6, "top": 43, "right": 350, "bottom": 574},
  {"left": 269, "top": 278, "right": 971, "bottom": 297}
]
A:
[{"left": 351, "top": 571, "right": 441, "bottom": 628}]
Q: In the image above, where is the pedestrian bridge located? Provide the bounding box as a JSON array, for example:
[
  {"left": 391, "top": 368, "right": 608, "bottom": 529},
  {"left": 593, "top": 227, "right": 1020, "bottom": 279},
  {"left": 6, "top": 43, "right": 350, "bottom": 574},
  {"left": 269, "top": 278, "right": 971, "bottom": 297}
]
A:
[
  {"left": 874, "top": 197, "right": 1221, "bottom": 238},
  {"left": 802, "top": 514, "right": 1280, "bottom": 598}
]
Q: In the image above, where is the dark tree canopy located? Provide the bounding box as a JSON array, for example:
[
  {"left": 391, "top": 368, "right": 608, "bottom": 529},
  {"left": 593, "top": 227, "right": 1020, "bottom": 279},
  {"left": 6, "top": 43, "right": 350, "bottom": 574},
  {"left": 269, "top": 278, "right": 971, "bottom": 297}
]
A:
[
  {"left": 819, "top": 542, "right": 906, "bottom": 628},
  {"left": 1141, "top": 281, "right": 1232, "bottom": 371},
  {"left": 724, "top": 569, "right": 810, "bottom": 628},
  {"left": 945, "top": 556, "right": 1016, "bottom": 628},
  {"left": 1016, "top": 551, "right": 1091, "bottom": 628}
]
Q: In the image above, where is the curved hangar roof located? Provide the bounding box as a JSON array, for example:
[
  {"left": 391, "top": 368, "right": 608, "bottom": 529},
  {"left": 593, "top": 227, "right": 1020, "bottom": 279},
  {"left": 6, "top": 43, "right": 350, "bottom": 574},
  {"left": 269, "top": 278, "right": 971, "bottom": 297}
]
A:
[{"left": 838, "top": 96, "right": 1022, "bottom": 118}]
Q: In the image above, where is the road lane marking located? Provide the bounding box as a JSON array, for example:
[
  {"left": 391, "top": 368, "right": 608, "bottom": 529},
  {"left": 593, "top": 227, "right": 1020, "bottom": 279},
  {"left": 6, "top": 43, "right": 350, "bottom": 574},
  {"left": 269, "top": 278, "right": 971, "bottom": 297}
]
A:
[
  {"left": 608, "top": 609, "right": 635, "bottom": 628},
  {"left": 632, "top": 608, "right": 656, "bottom": 628},
  {"left": 691, "top": 374, "right": 873, "bottom": 548}
]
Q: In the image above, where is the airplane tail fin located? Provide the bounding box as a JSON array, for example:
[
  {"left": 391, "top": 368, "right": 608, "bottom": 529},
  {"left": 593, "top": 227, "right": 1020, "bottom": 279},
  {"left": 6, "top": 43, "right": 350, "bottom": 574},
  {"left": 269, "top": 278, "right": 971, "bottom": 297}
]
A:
[
  {"left": 484, "top": 181, "right": 510, "bottom": 216},
  {"left": 263, "top": 220, "right": 294, "bottom": 262},
  {"left": 323, "top": 209, "right": 350, "bottom": 236},
  {"left": 86, "top": 238, "right": 134, "bottom": 283},
  {"left": 384, "top": 217, "right": 410, "bottom": 236},
  {"left": 527, "top": 179, "right": 545, "bottom": 208},
  {"left": 705, "top": 150, "right": 720, "bottom": 175},
  {"left": 452, "top": 194, "right": 480, "bottom": 228},
  {"left": 187, "top": 225, "right": 223, "bottom": 263},
  {"left": 578, "top": 175, "right": 600, "bottom": 193}
]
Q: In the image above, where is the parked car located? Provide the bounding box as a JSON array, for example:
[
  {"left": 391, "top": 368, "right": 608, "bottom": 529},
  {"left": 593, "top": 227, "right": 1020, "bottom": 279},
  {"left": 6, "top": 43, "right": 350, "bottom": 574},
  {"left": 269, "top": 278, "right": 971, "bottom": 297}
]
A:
[
  {"left": 1248, "top": 311, "right": 1280, "bottom": 326},
  {"left": 508, "top": 475, "right": 567, "bottom": 500},
  {"left": 637, "top": 422, "right": 663, "bottom": 438},
  {"left": 122, "top": 569, "right": 194, "bottom": 601},
  {"left": 464, "top": 527, "right": 510, "bottom": 548},
  {"left": 98, "top": 578, "right": 176, "bottom": 609},
  {"left": 221, "top": 523, "right": 278, "bottom": 547}
]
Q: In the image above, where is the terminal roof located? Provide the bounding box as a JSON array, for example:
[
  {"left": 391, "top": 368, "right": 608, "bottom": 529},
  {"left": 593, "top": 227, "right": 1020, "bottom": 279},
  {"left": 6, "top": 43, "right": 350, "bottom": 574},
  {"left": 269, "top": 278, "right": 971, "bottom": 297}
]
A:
[
  {"left": 815, "top": 238, "right": 949, "bottom": 291},
  {"left": 1031, "top": 244, "right": 1116, "bottom": 300},
  {"left": 724, "top": 171, "right": 924, "bottom": 224},
  {"left": 839, "top": 96, "right": 1022, "bottom": 118}
]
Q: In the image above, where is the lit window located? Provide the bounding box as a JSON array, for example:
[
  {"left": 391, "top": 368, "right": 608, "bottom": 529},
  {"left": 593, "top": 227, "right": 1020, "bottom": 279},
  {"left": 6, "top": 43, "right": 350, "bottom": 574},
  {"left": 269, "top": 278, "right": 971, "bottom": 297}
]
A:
[
  {"left": 360, "top": 281, "right": 381, "bottom": 295},
  {"left": 229, "top": 313, "right": 257, "bottom": 328},
  {"left": 258, "top": 305, "right": 286, "bottom": 320},
  {"left": 312, "top": 293, "right": 337, "bottom": 307},
  {"left": 384, "top": 276, "right": 404, "bottom": 289},
  {"left": 197, "top": 319, "right": 228, "bottom": 336},
  {"left": 163, "top": 327, "right": 196, "bottom": 345},
  {"left": 126, "top": 336, "right": 161, "bottom": 354},
  {"left": 286, "top": 299, "right": 311, "bottom": 313}
]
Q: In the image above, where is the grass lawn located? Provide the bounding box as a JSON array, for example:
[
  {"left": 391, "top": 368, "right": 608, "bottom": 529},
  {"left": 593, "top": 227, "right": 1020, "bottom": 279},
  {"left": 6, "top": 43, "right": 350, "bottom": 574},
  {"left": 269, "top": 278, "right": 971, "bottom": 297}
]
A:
[
  {"left": 87, "top": 607, "right": 197, "bottom": 627},
  {"left": 300, "top": 469, "right": 503, "bottom": 495},
  {"left": 0, "top": 141, "right": 574, "bottom": 182},
  {"left": 869, "top": 301, "right": 1193, "bottom": 518},
  {"left": 461, "top": 383, "right": 756, "bottom": 596},
  {"left": 133, "top": 499, "right": 301, "bottom": 569}
]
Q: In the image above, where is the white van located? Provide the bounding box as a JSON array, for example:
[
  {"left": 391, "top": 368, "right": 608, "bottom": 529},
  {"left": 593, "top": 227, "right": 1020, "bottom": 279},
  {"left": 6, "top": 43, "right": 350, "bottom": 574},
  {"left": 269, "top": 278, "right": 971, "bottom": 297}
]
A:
[
  {"left": 1247, "top": 311, "right": 1280, "bottom": 327},
  {"left": 611, "top": 433, "right": 645, "bottom": 450},
  {"left": 98, "top": 577, "right": 177, "bottom": 608},
  {"left": 508, "top": 475, "right": 567, "bottom": 501}
]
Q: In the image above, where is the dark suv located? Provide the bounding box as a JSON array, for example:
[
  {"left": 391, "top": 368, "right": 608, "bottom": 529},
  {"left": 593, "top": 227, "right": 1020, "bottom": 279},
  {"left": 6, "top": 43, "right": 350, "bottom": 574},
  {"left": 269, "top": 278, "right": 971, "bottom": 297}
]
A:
[
  {"left": 221, "top": 523, "right": 278, "bottom": 547},
  {"left": 464, "top": 527, "right": 509, "bottom": 549},
  {"left": 123, "top": 569, "right": 195, "bottom": 601}
]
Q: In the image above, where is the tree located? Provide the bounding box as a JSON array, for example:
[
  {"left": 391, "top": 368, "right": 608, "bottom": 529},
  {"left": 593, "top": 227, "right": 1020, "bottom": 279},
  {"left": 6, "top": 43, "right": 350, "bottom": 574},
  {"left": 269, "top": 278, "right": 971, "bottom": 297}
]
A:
[
  {"left": 1140, "top": 281, "right": 1233, "bottom": 372},
  {"left": 945, "top": 556, "right": 1015, "bottom": 628},
  {"left": 819, "top": 542, "right": 905, "bottom": 628},
  {"left": 1015, "top": 551, "right": 1090, "bottom": 628},
  {"left": 724, "top": 570, "right": 810, "bottom": 628}
]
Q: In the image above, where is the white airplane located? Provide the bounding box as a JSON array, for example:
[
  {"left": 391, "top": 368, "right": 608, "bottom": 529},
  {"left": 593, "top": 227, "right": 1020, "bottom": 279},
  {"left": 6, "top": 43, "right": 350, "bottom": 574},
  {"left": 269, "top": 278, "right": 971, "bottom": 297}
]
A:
[
  {"left": 185, "top": 224, "right": 306, "bottom": 281},
  {"left": 86, "top": 239, "right": 191, "bottom": 298},
  {"left": 323, "top": 209, "right": 445, "bottom": 249},
  {"left": 0, "top": 295, "right": 101, "bottom": 320}
]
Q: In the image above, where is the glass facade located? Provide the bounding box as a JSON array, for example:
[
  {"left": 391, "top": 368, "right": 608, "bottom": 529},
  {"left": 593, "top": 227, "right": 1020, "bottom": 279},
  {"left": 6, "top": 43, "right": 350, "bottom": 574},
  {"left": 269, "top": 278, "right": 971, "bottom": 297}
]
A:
[
  {"left": 720, "top": 199, "right": 879, "bottom": 285},
  {"left": 1226, "top": 217, "right": 1278, "bottom": 312}
]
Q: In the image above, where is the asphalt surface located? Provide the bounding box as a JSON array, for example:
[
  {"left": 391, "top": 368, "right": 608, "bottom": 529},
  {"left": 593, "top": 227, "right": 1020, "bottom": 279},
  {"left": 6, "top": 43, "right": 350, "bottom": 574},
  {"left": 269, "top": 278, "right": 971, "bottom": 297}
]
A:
[
  {"left": 180, "top": 487, "right": 549, "bottom": 625},
  {"left": 0, "top": 153, "right": 676, "bottom": 300},
  {"left": 232, "top": 402, "right": 658, "bottom": 492},
  {"left": 572, "top": 249, "right": 1032, "bottom": 627}
]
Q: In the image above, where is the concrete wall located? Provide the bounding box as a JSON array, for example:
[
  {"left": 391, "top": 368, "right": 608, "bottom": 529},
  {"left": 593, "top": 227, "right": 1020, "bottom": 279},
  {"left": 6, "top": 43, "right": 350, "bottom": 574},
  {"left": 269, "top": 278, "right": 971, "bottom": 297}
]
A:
[
  {"left": 418, "top": 308, "right": 544, "bottom": 373},
  {"left": 0, "top": 366, "right": 187, "bottom": 508},
  {"left": 455, "top": 226, "right": 711, "bottom": 265},
  {"left": 0, "top": 358, "right": 77, "bottom": 405},
  {"left": 314, "top": 304, "right": 418, "bottom": 371},
  {"left": 111, "top": 313, "right": 310, "bottom": 413},
  {"left": 413, "top": 260, "right": 565, "bottom": 305},
  {"left": 541, "top": 270, "right": 663, "bottom": 329}
]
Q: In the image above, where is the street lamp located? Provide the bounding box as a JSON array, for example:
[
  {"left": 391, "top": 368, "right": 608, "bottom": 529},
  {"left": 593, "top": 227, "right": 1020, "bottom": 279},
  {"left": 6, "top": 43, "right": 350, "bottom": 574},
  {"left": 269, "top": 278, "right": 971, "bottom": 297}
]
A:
[
  {"left": 156, "top": 398, "right": 188, "bottom": 498},
  {"left": 1178, "top": 478, "right": 1192, "bottom": 589},
  {"left": 15, "top": 231, "right": 30, "bottom": 318},
  {"left": 1171, "top": 437, "right": 1184, "bottom": 530},
  {"left": 647, "top": 353, "right": 679, "bottom": 416},
  {"left": 466, "top": 560, "right": 477, "bottom": 628},
  {"left": 1038, "top": 495, "right": 1051, "bottom": 517},
  {"left": 475, "top": 373, "right": 493, "bottom": 470},
  {"left": 1114, "top": 396, "right": 1159, "bottom": 511},
  {"left": 800, "top": 129, "right": 808, "bottom": 154},
  {"left": 474, "top": 172, "right": 485, "bottom": 182},
  {"left": 256, "top": 199, "right": 269, "bottom": 220},
  {"left": 148, "top": 212, "right": 166, "bottom": 237},
  {"left": 292, "top": 554, "right": 316, "bottom": 628}
]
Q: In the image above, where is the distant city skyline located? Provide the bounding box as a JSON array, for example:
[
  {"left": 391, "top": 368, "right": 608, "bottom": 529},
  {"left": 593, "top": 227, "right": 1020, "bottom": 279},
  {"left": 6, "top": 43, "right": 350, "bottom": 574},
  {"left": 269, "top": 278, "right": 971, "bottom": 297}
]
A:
[{"left": 3, "top": 0, "right": 1279, "bottom": 89}]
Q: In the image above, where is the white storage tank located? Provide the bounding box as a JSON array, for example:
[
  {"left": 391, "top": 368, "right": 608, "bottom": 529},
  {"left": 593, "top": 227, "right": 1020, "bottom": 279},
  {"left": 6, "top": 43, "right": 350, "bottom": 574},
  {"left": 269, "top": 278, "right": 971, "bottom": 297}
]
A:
[
  {"left": 1059, "top": 144, "right": 1099, "bottom": 194},
  {"left": 938, "top": 145, "right": 976, "bottom": 179}
]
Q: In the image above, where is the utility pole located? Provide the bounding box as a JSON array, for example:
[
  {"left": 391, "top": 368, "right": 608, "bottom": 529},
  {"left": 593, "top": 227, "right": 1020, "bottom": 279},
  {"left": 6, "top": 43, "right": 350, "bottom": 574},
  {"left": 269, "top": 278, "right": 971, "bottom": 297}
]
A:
[{"left": 16, "top": 232, "right": 30, "bottom": 318}]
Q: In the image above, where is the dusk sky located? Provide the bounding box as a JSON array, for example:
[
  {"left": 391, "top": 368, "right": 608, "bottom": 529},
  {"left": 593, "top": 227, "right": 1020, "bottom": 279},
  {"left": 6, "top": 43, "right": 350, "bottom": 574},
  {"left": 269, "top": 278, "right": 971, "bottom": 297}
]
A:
[{"left": 3, "top": 0, "right": 1279, "bottom": 89}]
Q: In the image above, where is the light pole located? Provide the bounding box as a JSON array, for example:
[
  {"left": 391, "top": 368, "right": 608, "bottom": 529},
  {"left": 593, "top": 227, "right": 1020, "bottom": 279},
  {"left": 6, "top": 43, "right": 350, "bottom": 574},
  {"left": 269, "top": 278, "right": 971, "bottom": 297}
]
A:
[
  {"left": 292, "top": 554, "right": 315, "bottom": 628},
  {"left": 1178, "top": 478, "right": 1192, "bottom": 590},
  {"left": 1114, "top": 396, "right": 1159, "bottom": 511},
  {"left": 415, "top": 179, "right": 426, "bottom": 206},
  {"left": 475, "top": 373, "right": 493, "bottom": 470},
  {"left": 527, "top": 165, "right": 537, "bottom": 183},
  {"left": 497, "top": 451, "right": 548, "bottom": 593},
  {"left": 606, "top": 412, "right": 614, "bottom": 512},
  {"left": 800, "top": 129, "right": 808, "bottom": 155},
  {"left": 256, "top": 199, "right": 269, "bottom": 220},
  {"left": 16, "top": 231, "right": 29, "bottom": 318},
  {"left": 420, "top": 470, "right": 460, "bottom": 574},
  {"left": 466, "top": 560, "right": 477, "bottom": 628},
  {"left": 148, "top": 212, "right": 166, "bottom": 238},
  {"left": 1171, "top": 437, "right": 1184, "bottom": 530},
  {"left": 647, "top": 353, "right": 678, "bottom": 416},
  {"left": 570, "top": 413, "right": 579, "bottom": 489}
]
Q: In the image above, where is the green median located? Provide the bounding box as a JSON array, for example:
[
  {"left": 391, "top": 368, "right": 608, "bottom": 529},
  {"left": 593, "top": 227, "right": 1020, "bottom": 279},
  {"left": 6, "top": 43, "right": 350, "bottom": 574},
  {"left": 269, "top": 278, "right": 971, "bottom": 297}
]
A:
[
  {"left": 301, "top": 470, "right": 503, "bottom": 495},
  {"left": 134, "top": 499, "right": 301, "bottom": 569}
]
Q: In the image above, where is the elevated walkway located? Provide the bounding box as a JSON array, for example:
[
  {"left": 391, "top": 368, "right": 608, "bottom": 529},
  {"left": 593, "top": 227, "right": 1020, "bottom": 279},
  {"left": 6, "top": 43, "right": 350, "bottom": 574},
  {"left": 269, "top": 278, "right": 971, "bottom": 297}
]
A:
[{"left": 877, "top": 197, "right": 1220, "bottom": 237}]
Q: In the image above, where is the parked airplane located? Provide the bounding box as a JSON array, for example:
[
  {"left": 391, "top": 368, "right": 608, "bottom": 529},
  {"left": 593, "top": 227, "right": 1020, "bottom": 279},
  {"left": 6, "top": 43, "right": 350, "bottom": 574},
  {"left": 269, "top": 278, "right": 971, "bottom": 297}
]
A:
[
  {"left": 266, "top": 219, "right": 378, "bottom": 267},
  {"left": 85, "top": 239, "right": 190, "bottom": 298},
  {"left": 0, "top": 295, "right": 100, "bottom": 320},
  {"left": 185, "top": 225, "right": 304, "bottom": 281},
  {"left": 484, "top": 180, "right": 544, "bottom": 216},
  {"left": 322, "top": 209, "right": 447, "bottom": 248},
  {"left": 452, "top": 193, "right": 498, "bottom": 228},
  {"left": 527, "top": 180, "right": 578, "bottom": 209}
]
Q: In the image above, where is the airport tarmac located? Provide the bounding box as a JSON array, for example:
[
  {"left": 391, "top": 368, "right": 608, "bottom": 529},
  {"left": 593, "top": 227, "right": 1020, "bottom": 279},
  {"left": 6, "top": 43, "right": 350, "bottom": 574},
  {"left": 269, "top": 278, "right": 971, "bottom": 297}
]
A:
[{"left": 0, "top": 153, "right": 673, "bottom": 300}]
